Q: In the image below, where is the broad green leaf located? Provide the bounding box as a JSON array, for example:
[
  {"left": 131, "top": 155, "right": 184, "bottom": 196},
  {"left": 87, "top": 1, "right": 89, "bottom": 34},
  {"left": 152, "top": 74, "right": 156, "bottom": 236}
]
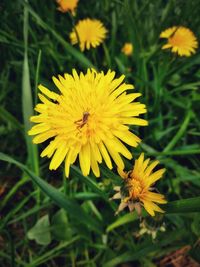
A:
[
  {"left": 106, "top": 197, "right": 200, "bottom": 232},
  {"left": 0, "top": 153, "right": 102, "bottom": 234},
  {"left": 106, "top": 212, "right": 138, "bottom": 233},
  {"left": 51, "top": 209, "right": 73, "bottom": 241},
  {"left": 73, "top": 192, "right": 100, "bottom": 200},
  {"left": 27, "top": 215, "right": 51, "bottom": 245},
  {"left": 164, "top": 197, "right": 200, "bottom": 213}
]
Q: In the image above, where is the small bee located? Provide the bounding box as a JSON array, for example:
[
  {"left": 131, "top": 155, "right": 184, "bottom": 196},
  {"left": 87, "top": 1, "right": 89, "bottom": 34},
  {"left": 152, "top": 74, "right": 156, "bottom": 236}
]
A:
[
  {"left": 75, "top": 111, "right": 90, "bottom": 130},
  {"left": 120, "top": 172, "right": 133, "bottom": 200}
]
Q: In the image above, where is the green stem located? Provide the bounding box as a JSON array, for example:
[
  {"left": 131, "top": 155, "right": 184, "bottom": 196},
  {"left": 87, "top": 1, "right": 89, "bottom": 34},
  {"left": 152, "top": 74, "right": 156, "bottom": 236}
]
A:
[
  {"left": 164, "top": 110, "right": 192, "bottom": 152},
  {"left": 34, "top": 49, "right": 42, "bottom": 105},
  {"left": 145, "top": 149, "right": 200, "bottom": 156},
  {"left": 102, "top": 43, "right": 111, "bottom": 68}
]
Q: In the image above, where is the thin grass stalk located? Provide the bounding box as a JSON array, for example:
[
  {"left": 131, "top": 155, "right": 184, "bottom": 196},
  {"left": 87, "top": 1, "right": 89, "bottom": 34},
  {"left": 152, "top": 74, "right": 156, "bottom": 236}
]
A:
[{"left": 22, "top": 1, "right": 40, "bottom": 203}]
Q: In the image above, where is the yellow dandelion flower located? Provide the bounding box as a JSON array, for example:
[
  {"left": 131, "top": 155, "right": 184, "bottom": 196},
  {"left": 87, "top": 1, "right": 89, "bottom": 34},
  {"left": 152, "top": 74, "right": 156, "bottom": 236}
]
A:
[
  {"left": 28, "top": 69, "right": 148, "bottom": 178},
  {"left": 121, "top": 43, "right": 133, "bottom": 56},
  {"left": 111, "top": 153, "right": 167, "bottom": 216},
  {"left": 56, "top": 0, "right": 78, "bottom": 15},
  {"left": 70, "top": 19, "right": 107, "bottom": 51},
  {"left": 160, "top": 26, "right": 198, "bottom": 56}
]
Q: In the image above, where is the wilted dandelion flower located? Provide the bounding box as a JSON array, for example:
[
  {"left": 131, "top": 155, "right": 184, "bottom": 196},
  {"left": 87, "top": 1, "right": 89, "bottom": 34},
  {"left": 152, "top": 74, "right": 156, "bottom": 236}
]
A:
[
  {"left": 160, "top": 26, "right": 198, "bottom": 56},
  {"left": 28, "top": 69, "right": 147, "bottom": 177},
  {"left": 70, "top": 19, "right": 107, "bottom": 51},
  {"left": 111, "top": 153, "right": 167, "bottom": 216},
  {"left": 56, "top": 0, "right": 78, "bottom": 15},
  {"left": 121, "top": 43, "right": 133, "bottom": 56},
  {"left": 138, "top": 220, "right": 166, "bottom": 240}
]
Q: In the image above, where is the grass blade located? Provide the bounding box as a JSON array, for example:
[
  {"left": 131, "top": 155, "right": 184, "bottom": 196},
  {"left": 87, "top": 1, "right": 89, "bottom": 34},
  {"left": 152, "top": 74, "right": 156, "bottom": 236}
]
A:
[
  {"left": 106, "top": 197, "right": 200, "bottom": 232},
  {"left": 22, "top": 2, "right": 39, "bottom": 176},
  {"left": 0, "top": 106, "right": 23, "bottom": 132},
  {"left": 106, "top": 212, "right": 138, "bottom": 233},
  {"left": 104, "top": 230, "right": 186, "bottom": 267},
  {"left": 24, "top": 2, "right": 94, "bottom": 68},
  {"left": 164, "top": 197, "right": 200, "bottom": 213},
  {"left": 0, "top": 152, "right": 102, "bottom": 234},
  {"left": 163, "top": 110, "right": 192, "bottom": 152},
  {"left": 34, "top": 49, "right": 42, "bottom": 105}
]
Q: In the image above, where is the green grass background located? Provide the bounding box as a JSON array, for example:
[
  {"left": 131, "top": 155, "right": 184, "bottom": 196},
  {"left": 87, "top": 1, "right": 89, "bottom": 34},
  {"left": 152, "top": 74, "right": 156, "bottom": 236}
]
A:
[{"left": 0, "top": 0, "right": 200, "bottom": 266}]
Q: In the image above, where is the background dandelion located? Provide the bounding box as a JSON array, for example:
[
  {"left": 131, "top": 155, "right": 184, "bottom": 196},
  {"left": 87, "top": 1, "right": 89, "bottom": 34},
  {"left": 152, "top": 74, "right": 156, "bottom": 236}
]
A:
[
  {"left": 160, "top": 26, "right": 198, "bottom": 56},
  {"left": 70, "top": 18, "right": 107, "bottom": 51},
  {"left": 121, "top": 42, "right": 133, "bottom": 56},
  {"left": 56, "top": 0, "right": 79, "bottom": 15}
]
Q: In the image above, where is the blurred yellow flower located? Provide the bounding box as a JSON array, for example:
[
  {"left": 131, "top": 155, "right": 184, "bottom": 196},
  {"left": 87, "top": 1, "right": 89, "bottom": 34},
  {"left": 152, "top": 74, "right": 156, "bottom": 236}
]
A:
[
  {"left": 70, "top": 19, "right": 107, "bottom": 51},
  {"left": 121, "top": 43, "right": 133, "bottom": 56},
  {"left": 111, "top": 153, "right": 167, "bottom": 216},
  {"left": 28, "top": 69, "right": 147, "bottom": 177},
  {"left": 160, "top": 26, "right": 198, "bottom": 56},
  {"left": 56, "top": 0, "right": 78, "bottom": 15}
]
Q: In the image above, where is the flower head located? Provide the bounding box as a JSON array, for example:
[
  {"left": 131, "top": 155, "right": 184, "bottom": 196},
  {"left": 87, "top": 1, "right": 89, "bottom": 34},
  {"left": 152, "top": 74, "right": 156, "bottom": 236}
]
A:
[
  {"left": 121, "top": 43, "right": 133, "bottom": 56},
  {"left": 70, "top": 19, "right": 107, "bottom": 51},
  {"left": 111, "top": 153, "right": 167, "bottom": 216},
  {"left": 160, "top": 26, "right": 198, "bottom": 56},
  {"left": 28, "top": 69, "right": 147, "bottom": 177},
  {"left": 56, "top": 0, "right": 78, "bottom": 15}
]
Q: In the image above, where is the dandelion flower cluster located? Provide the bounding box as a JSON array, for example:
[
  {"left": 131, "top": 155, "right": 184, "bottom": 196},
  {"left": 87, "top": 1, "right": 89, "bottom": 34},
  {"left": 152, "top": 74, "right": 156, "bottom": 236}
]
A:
[
  {"left": 56, "top": 0, "right": 78, "bottom": 15},
  {"left": 70, "top": 19, "right": 107, "bottom": 51},
  {"left": 29, "top": 69, "right": 147, "bottom": 177},
  {"left": 121, "top": 43, "right": 133, "bottom": 56},
  {"left": 160, "top": 26, "right": 198, "bottom": 56},
  {"left": 111, "top": 153, "right": 167, "bottom": 216}
]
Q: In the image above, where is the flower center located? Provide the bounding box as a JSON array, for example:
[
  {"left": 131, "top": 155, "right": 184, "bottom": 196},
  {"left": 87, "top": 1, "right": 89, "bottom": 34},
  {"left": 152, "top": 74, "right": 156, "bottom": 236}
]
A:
[
  {"left": 169, "top": 33, "right": 187, "bottom": 47},
  {"left": 128, "top": 178, "right": 143, "bottom": 199}
]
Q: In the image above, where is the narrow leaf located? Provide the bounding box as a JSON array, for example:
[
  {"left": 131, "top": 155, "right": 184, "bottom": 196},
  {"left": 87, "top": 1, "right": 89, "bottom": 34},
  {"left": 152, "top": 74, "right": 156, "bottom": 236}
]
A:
[
  {"left": 22, "top": 3, "right": 39, "bottom": 176},
  {"left": 0, "top": 153, "right": 102, "bottom": 234}
]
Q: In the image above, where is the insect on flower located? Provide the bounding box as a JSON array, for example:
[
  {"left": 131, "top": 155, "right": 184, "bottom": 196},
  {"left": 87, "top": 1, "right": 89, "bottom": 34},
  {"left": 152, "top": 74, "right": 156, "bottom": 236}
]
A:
[
  {"left": 28, "top": 69, "right": 148, "bottom": 177},
  {"left": 160, "top": 26, "right": 198, "bottom": 56},
  {"left": 111, "top": 153, "right": 167, "bottom": 217},
  {"left": 75, "top": 111, "right": 90, "bottom": 130}
]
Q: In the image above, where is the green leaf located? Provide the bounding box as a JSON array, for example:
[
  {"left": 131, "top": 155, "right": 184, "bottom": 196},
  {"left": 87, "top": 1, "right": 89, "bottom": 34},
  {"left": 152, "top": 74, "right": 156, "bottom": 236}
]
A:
[
  {"left": 106, "top": 212, "right": 138, "bottom": 233},
  {"left": 164, "top": 197, "right": 200, "bottom": 213},
  {"left": 27, "top": 215, "right": 51, "bottom": 245},
  {"left": 106, "top": 197, "right": 200, "bottom": 233},
  {"left": 22, "top": 3, "right": 39, "bottom": 176},
  {"left": 0, "top": 153, "right": 102, "bottom": 234},
  {"left": 25, "top": 3, "right": 94, "bottom": 68},
  {"left": 0, "top": 106, "right": 23, "bottom": 132},
  {"left": 71, "top": 165, "right": 108, "bottom": 200},
  {"left": 190, "top": 244, "right": 200, "bottom": 263},
  {"left": 104, "top": 230, "right": 186, "bottom": 267},
  {"left": 191, "top": 214, "right": 200, "bottom": 237},
  {"left": 163, "top": 110, "right": 192, "bottom": 153},
  {"left": 51, "top": 209, "right": 73, "bottom": 241}
]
